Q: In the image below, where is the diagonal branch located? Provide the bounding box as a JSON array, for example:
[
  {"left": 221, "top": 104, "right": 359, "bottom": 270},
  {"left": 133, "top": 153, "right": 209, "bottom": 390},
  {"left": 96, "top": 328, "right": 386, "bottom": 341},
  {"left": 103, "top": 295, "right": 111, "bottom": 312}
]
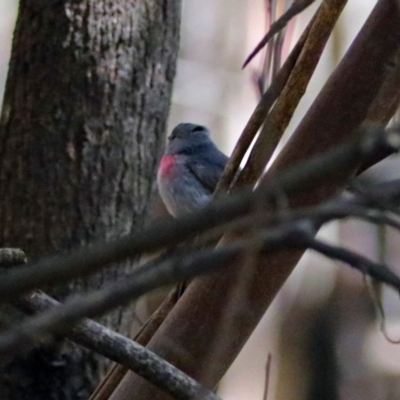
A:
[
  {"left": 307, "top": 238, "right": 400, "bottom": 288},
  {"left": 3, "top": 207, "right": 400, "bottom": 358},
  {"left": 119, "top": 3, "right": 400, "bottom": 399},
  {"left": 0, "top": 222, "right": 314, "bottom": 358},
  {"left": 237, "top": 0, "right": 348, "bottom": 187},
  {"left": 0, "top": 126, "right": 397, "bottom": 302},
  {"left": 88, "top": 289, "right": 179, "bottom": 400},
  {"left": 216, "top": 12, "right": 314, "bottom": 193},
  {"left": 243, "top": 0, "right": 317, "bottom": 67},
  {"left": 12, "top": 292, "right": 221, "bottom": 400}
]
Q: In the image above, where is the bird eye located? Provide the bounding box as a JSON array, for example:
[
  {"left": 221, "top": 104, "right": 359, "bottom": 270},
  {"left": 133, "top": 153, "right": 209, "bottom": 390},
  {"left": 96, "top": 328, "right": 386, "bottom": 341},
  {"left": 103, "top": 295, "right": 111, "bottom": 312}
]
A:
[{"left": 192, "top": 126, "right": 205, "bottom": 133}]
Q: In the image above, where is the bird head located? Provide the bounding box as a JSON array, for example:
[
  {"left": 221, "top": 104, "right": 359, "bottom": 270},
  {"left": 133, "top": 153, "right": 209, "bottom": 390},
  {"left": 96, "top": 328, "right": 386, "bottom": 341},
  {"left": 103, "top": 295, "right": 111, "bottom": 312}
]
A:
[{"left": 165, "top": 123, "right": 212, "bottom": 155}]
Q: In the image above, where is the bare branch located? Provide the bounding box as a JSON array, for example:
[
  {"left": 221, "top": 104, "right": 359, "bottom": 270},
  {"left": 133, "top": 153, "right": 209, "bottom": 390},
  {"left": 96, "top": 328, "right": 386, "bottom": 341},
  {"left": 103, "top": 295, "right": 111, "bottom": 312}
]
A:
[
  {"left": 12, "top": 292, "right": 220, "bottom": 400},
  {"left": 88, "top": 289, "right": 179, "bottom": 400},
  {"left": 122, "top": 3, "right": 400, "bottom": 397},
  {"left": 237, "top": 0, "right": 348, "bottom": 187},
  {"left": 216, "top": 16, "right": 313, "bottom": 193},
  {"left": 0, "top": 222, "right": 315, "bottom": 358},
  {"left": 243, "top": 0, "right": 317, "bottom": 67},
  {"left": 0, "top": 126, "right": 397, "bottom": 302},
  {"left": 263, "top": 353, "right": 272, "bottom": 400},
  {"left": 2, "top": 209, "right": 400, "bottom": 358},
  {"left": 306, "top": 238, "right": 400, "bottom": 289}
]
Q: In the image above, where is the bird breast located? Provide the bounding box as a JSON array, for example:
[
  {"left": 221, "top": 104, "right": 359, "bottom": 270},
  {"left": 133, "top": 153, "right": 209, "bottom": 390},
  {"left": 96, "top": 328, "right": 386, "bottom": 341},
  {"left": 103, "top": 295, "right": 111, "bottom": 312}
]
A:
[{"left": 158, "top": 154, "right": 178, "bottom": 178}]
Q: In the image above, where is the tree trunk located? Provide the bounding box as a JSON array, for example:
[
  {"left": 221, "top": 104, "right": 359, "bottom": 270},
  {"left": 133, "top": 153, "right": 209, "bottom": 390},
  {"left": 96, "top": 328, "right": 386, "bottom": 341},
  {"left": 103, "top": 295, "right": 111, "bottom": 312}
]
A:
[{"left": 0, "top": 0, "right": 181, "bottom": 399}]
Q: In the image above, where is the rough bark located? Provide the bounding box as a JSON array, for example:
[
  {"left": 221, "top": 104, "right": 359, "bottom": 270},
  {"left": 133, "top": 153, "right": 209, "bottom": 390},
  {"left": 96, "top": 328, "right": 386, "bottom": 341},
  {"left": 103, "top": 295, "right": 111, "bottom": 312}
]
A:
[
  {"left": 0, "top": 0, "right": 181, "bottom": 399},
  {"left": 110, "top": 1, "right": 400, "bottom": 399}
]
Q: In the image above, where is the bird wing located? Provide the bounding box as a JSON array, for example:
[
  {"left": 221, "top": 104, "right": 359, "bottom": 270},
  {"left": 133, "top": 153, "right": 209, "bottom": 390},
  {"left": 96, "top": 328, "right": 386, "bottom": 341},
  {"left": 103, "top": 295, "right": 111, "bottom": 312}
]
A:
[{"left": 186, "top": 150, "right": 229, "bottom": 194}]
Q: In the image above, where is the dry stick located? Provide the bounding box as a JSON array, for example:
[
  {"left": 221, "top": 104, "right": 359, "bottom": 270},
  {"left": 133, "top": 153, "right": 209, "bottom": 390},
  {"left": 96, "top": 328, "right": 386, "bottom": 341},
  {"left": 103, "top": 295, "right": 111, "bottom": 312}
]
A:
[
  {"left": 0, "top": 244, "right": 247, "bottom": 356},
  {"left": 263, "top": 353, "right": 272, "bottom": 400},
  {"left": 0, "top": 126, "right": 394, "bottom": 303},
  {"left": 91, "top": 181, "right": 400, "bottom": 400},
  {"left": 306, "top": 238, "right": 400, "bottom": 286},
  {"left": 95, "top": 176, "right": 400, "bottom": 398},
  {"left": 111, "top": 3, "right": 400, "bottom": 400},
  {"left": 3, "top": 240, "right": 395, "bottom": 400},
  {"left": 4, "top": 216, "right": 400, "bottom": 360},
  {"left": 0, "top": 133, "right": 397, "bottom": 366},
  {"left": 0, "top": 213, "right": 228, "bottom": 302},
  {"left": 243, "top": 0, "right": 317, "bottom": 67},
  {"left": 237, "top": 0, "right": 347, "bottom": 188},
  {"left": 216, "top": 15, "right": 314, "bottom": 193},
  {"left": 0, "top": 228, "right": 303, "bottom": 359},
  {"left": 0, "top": 130, "right": 393, "bottom": 361},
  {"left": 3, "top": 186, "right": 400, "bottom": 397},
  {"left": 0, "top": 252, "right": 215, "bottom": 400},
  {"left": 5, "top": 176, "right": 400, "bottom": 361},
  {"left": 13, "top": 292, "right": 221, "bottom": 400},
  {"left": 88, "top": 290, "right": 179, "bottom": 400}
]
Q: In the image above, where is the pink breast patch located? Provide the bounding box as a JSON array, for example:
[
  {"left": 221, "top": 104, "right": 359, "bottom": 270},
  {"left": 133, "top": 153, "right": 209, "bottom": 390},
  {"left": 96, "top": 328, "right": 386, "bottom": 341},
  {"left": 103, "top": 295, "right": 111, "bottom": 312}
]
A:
[{"left": 159, "top": 154, "right": 177, "bottom": 178}]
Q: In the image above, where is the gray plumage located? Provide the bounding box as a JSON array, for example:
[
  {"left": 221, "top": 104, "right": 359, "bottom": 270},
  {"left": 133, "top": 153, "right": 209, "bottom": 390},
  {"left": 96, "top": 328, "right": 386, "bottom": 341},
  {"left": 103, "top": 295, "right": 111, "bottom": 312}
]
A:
[{"left": 157, "top": 123, "right": 228, "bottom": 217}]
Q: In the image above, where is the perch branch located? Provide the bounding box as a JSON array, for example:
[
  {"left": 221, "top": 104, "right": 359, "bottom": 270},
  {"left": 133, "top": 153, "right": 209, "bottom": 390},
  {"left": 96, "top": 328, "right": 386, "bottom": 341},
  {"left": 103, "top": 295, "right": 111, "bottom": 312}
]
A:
[
  {"left": 12, "top": 291, "right": 220, "bottom": 400},
  {"left": 2, "top": 213, "right": 400, "bottom": 357},
  {"left": 0, "top": 126, "right": 397, "bottom": 302}
]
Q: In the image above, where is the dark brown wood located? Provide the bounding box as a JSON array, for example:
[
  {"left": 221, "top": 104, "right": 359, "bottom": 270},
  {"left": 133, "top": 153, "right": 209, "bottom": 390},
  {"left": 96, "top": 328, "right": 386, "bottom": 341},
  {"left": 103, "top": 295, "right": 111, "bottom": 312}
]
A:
[
  {"left": 88, "top": 289, "right": 179, "bottom": 400},
  {"left": 216, "top": 15, "right": 312, "bottom": 193},
  {"left": 110, "top": 1, "right": 400, "bottom": 399},
  {"left": 237, "top": 0, "right": 347, "bottom": 187},
  {"left": 13, "top": 291, "right": 220, "bottom": 400},
  {"left": 0, "top": 0, "right": 181, "bottom": 399}
]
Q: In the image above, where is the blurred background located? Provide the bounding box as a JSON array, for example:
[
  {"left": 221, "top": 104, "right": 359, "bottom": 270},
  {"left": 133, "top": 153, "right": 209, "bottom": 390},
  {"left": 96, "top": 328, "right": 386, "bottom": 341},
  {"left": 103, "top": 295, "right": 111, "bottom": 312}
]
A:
[{"left": 3, "top": 1, "right": 400, "bottom": 399}]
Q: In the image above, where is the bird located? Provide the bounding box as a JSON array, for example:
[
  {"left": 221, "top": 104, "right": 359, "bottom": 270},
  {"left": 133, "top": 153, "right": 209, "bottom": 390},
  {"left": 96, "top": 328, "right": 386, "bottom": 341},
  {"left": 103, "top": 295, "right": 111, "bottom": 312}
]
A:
[{"left": 157, "top": 123, "right": 229, "bottom": 217}]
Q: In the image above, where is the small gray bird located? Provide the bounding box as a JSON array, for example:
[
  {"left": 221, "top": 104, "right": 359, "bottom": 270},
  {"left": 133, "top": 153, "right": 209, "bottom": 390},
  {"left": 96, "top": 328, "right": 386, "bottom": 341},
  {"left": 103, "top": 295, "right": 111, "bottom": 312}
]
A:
[{"left": 157, "top": 123, "right": 229, "bottom": 217}]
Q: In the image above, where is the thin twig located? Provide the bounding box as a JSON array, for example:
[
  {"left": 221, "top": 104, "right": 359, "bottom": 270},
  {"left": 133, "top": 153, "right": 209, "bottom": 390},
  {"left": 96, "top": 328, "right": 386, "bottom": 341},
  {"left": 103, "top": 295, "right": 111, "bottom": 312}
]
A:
[
  {"left": 3, "top": 215, "right": 400, "bottom": 358},
  {"left": 0, "top": 222, "right": 314, "bottom": 358},
  {"left": 216, "top": 15, "right": 314, "bottom": 193},
  {"left": 306, "top": 238, "right": 400, "bottom": 289},
  {"left": 243, "top": 0, "right": 317, "bottom": 67},
  {"left": 236, "top": 0, "right": 348, "bottom": 187},
  {"left": 88, "top": 289, "right": 180, "bottom": 400},
  {"left": 263, "top": 353, "right": 272, "bottom": 400},
  {"left": 365, "top": 277, "right": 400, "bottom": 344},
  {"left": 12, "top": 292, "right": 220, "bottom": 400},
  {"left": 218, "top": 201, "right": 400, "bottom": 237},
  {"left": 0, "top": 126, "right": 397, "bottom": 302}
]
